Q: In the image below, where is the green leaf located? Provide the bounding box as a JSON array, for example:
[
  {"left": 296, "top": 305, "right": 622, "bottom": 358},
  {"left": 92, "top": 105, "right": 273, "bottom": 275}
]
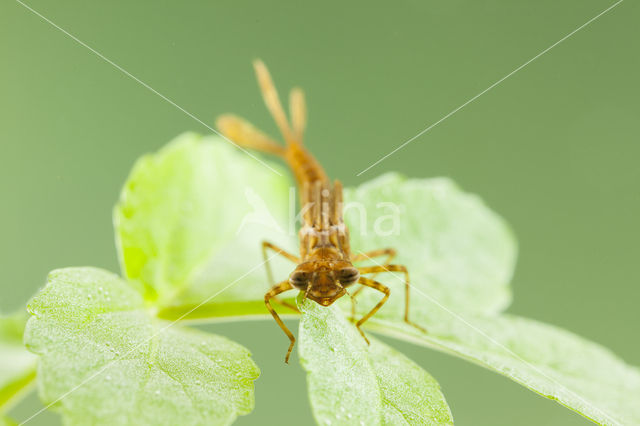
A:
[
  {"left": 299, "top": 302, "right": 453, "bottom": 426},
  {"left": 0, "top": 312, "right": 37, "bottom": 414},
  {"left": 24, "top": 267, "right": 260, "bottom": 426},
  {"left": 344, "top": 173, "right": 516, "bottom": 315},
  {"left": 117, "top": 139, "right": 515, "bottom": 319},
  {"left": 364, "top": 314, "right": 640, "bottom": 426},
  {"left": 114, "top": 133, "right": 295, "bottom": 306},
  {"left": 341, "top": 173, "right": 640, "bottom": 424},
  {"left": 0, "top": 416, "right": 18, "bottom": 426},
  {"left": 115, "top": 136, "right": 640, "bottom": 424},
  {"left": 154, "top": 170, "right": 516, "bottom": 322}
]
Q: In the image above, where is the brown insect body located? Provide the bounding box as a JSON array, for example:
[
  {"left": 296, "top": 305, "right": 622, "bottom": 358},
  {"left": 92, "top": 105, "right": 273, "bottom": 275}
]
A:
[
  {"left": 217, "top": 60, "right": 424, "bottom": 363},
  {"left": 293, "top": 179, "right": 358, "bottom": 307}
]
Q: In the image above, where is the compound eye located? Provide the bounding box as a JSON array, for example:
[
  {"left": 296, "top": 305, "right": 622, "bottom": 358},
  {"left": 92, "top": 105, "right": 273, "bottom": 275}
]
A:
[
  {"left": 289, "top": 271, "right": 309, "bottom": 289},
  {"left": 338, "top": 267, "right": 360, "bottom": 286}
]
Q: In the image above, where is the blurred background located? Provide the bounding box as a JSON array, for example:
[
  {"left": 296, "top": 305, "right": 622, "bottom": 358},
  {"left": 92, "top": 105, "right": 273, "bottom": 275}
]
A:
[{"left": 1, "top": 0, "right": 638, "bottom": 424}]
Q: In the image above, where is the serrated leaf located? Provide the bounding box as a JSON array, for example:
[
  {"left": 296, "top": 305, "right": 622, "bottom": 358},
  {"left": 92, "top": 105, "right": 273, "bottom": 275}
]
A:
[
  {"left": 341, "top": 173, "right": 640, "bottom": 424},
  {"left": 114, "top": 133, "right": 295, "bottom": 305},
  {"left": 365, "top": 313, "right": 640, "bottom": 426},
  {"left": 114, "top": 136, "right": 640, "bottom": 424},
  {"left": 116, "top": 139, "right": 515, "bottom": 318},
  {"left": 24, "top": 267, "right": 259, "bottom": 426},
  {"left": 344, "top": 173, "right": 516, "bottom": 315},
  {"left": 0, "top": 312, "right": 37, "bottom": 413},
  {"left": 299, "top": 302, "right": 453, "bottom": 426}
]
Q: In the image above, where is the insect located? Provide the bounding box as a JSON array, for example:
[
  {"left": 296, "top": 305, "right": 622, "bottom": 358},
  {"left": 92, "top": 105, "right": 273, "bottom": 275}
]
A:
[{"left": 217, "top": 60, "right": 425, "bottom": 363}]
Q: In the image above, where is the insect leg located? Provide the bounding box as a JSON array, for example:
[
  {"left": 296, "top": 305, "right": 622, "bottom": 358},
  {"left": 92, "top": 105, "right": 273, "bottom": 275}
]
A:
[
  {"left": 357, "top": 264, "right": 426, "bottom": 333},
  {"left": 349, "top": 248, "right": 397, "bottom": 317},
  {"left": 262, "top": 241, "right": 299, "bottom": 285},
  {"left": 265, "top": 280, "right": 296, "bottom": 363},
  {"left": 262, "top": 241, "right": 300, "bottom": 312},
  {"left": 350, "top": 247, "right": 396, "bottom": 264},
  {"left": 353, "top": 276, "right": 390, "bottom": 345},
  {"left": 349, "top": 286, "right": 365, "bottom": 319}
]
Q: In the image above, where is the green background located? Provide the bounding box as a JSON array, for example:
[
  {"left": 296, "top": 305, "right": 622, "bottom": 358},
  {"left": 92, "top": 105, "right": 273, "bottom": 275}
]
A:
[{"left": 1, "top": 0, "right": 638, "bottom": 424}]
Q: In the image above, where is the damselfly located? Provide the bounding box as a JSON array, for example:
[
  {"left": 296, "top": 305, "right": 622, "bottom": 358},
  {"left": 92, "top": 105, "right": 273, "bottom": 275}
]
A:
[{"left": 217, "top": 61, "right": 424, "bottom": 363}]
